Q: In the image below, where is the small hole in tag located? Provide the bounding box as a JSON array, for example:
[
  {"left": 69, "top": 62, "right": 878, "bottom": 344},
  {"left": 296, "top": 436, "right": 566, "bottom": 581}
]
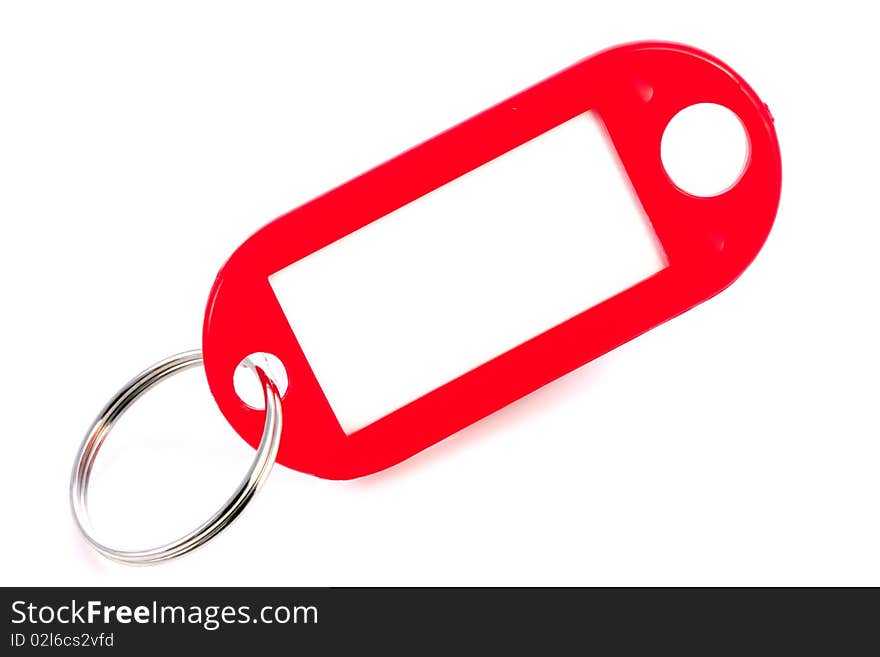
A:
[
  {"left": 661, "top": 103, "right": 748, "bottom": 197},
  {"left": 233, "top": 352, "right": 289, "bottom": 410}
]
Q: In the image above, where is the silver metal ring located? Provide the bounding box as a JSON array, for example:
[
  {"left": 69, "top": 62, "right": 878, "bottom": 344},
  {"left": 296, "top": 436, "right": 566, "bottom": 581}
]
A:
[{"left": 70, "top": 350, "right": 282, "bottom": 565}]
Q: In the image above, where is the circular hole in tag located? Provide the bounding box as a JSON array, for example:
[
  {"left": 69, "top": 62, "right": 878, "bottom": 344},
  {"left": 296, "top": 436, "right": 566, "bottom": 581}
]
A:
[
  {"left": 233, "top": 352, "right": 289, "bottom": 409},
  {"left": 661, "top": 103, "right": 749, "bottom": 197}
]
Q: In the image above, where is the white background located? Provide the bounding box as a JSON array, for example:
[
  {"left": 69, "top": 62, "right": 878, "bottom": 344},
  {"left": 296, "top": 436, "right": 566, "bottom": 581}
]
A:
[{"left": 1, "top": 1, "right": 878, "bottom": 586}]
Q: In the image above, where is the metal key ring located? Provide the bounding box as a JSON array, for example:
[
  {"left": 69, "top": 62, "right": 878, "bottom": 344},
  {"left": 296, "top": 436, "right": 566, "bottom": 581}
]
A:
[{"left": 70, "top": 350, "right": 282, "bottom": 565}]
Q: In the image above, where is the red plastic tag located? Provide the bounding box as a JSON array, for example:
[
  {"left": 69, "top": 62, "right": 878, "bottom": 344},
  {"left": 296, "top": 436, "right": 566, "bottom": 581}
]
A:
[{"left": 202, "top": 42, "right": 781, "bottom": 479}]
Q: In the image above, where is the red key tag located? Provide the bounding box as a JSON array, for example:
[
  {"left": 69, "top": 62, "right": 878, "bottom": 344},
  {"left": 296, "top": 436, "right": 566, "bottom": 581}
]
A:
[{"left": 202, "top": 41, "right": 781, "bottom": 480}]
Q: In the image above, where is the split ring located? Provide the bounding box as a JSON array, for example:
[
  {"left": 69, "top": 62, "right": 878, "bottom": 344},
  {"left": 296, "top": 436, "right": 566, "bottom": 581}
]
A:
[{"left": 70, "top": 350, "right": 282, "bottom": 565}]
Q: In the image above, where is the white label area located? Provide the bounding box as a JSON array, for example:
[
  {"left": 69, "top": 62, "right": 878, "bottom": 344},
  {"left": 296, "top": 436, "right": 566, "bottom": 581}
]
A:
[{"left": 270, "top": 112, "right": 667, "bottom": 434}]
